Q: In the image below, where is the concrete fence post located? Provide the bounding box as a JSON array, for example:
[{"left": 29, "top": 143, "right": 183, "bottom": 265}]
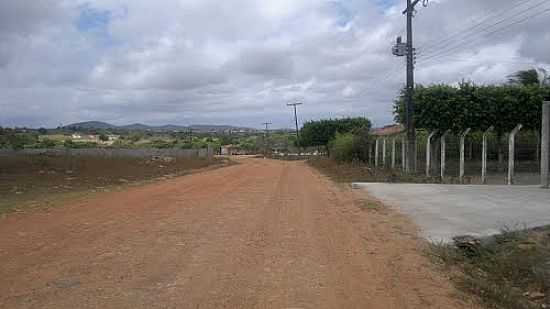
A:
[
  {"left": 426, "top": 130, "right": 438, "bottom": 177},
  {"left": 402, "top": 136, "right": 406, "bottom": 171},
  {"left": 482, "top": 126, "right": 494, "bottom": 184},
  {"left": 459, "top": 128, "right": 472, "bottom": 183},
  {"left": 375, "top": 138, "right": 380, "bottom": 167},
  {"left": 507, "top": 124, "right": 523, "bottom": 185},
  {"left": 541, "top": 102, "right": 550, "bottom": 188},
  {"left": 391, "top": 138, "right": 396, "bottom": 169},
  {"left": 440, "top": 130, "right": 451, "bottom": 180},
  {"left": 382, "top": 138, "right": 387, "bottom": 167}
]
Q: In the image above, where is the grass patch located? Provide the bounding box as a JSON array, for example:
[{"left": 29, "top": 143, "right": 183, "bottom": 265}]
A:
[
  {"left": 307, "top": 157, "right": 437, "bottom": 184},
  {"left": 356, "top": 199, "right": 382, "bottom": 211},
  {"left": 428, "top": 227, "right": 550, "bottom": 309}
]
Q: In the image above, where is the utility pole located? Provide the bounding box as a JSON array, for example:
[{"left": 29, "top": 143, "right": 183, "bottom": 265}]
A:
[
  {"left": 262, "top": 122, "right": 272, "bottom": 158},
  {"left": 393, "top": 0, "right": 428, "bottom": 173},
  {"left": 188, "top": 128, "right": 193, "bottom": 144},
  {"left": 287, "top": 102, "right": 303, "bottom": 148}
]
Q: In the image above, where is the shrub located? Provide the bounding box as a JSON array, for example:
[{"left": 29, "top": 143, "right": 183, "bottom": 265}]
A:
[{"left": 329, "top": 132, "right": 355, "bottom": 162}]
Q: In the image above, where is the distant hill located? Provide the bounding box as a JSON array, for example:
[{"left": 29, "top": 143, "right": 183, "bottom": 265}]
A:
[
  {"left": 119, "top": 123, "right": 156, "bottom": 130},
  {"left": 64, "top": 121, "right": 117, "bottom": 129},
  {"left": 64, "top": 121, "right": 256, "bottom": 133}
]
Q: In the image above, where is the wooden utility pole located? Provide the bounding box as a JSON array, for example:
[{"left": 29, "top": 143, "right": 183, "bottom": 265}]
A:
[
  {"left": 287, "top": 102, "right": 303, "bottom": 147},
  {"left": 262, "top": 122, "right": 272, "bottom": 158}
]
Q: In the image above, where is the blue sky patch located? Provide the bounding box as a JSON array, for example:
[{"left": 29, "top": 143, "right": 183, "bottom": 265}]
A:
[
  {"left": 328, "top": 1, "right": 354, "bottom": 27},
  {"left": 375, "top": 0, "right": 398, "bottom": 10},
  {"left": 76, "top": 3, "right": 116, "bottom": 47},
  {"left": 77, "top": 4, "right": 111, "bottom": 32}
]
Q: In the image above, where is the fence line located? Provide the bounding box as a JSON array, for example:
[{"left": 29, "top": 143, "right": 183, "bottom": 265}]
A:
[
  {"left": 0, "top": 147, "right": 214, "bottom": 159},
  {"left": 372, "top": 116, "right": 547, "bottom": 187}
]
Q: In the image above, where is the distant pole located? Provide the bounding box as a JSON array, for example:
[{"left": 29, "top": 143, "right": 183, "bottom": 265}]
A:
[
  {"left": 541, "top": 102, "right": 549, "bottom": 188},
  {"left": 287, "top": 102, "right": 303, "bottom": 147},
  {"left": 188, "top": 128, "right": 193, "bottom": 144},
  {"left": 262, "top": 122, "right": 272, "bottom": 159}
]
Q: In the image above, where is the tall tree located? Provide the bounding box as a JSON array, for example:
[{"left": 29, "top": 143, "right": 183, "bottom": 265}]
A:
[
  {"left": 299, "top": 117, "right": 371, "bottom": 148},
  {"left": 507, "top": 68, "right": 542, "bottom": 86}
]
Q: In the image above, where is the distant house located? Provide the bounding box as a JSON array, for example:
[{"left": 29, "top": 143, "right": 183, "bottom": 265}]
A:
[
  {"left": 370, "top": 124, "right": 404, "bottom": 137},
  {"left": 221, "top": 144, "right": 250, "bottom": 155},
  {"left": 71, "top": 133, "right": 82, "bottom": 139},
  {"left": 221, "top": 144, "right": 235, "bottom": 155}
]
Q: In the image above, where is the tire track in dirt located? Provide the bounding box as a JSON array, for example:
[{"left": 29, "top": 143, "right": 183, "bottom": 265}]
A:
[{"left": 0, "top": 158, "right": 477, "bottom": 309}]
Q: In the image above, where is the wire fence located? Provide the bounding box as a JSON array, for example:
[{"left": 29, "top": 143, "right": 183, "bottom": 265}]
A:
[{"left": 372, "top": 128, "right": 543, "bottom": 185}]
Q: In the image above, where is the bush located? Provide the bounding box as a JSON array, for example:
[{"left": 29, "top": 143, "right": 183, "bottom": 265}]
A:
[
  {"left": 29, "top": 138, "right": 57, "bottom": 149},
  {"left": 329, "top": 132, "right": 355, "bottom": 162},
  {"left": 63, "top": 140, "right": 98, "bottom": 149},
  {"left": 300, "top": 117, "right": 372, "bottom": 148},
  {"left": 0, "top": 133, "right": 38, "bottom": 150}
]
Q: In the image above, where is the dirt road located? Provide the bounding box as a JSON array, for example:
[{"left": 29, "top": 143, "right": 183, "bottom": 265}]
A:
[{"left": 0, "top": 158, "right": 473, "bottom": 308}]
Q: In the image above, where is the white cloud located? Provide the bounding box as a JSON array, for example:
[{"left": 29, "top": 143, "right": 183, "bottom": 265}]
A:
[{"left": 0, "top": 0, "right": 549, "bottom": 128}]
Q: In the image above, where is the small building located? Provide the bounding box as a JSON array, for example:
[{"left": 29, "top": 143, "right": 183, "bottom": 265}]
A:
[{"left": 370, "top": 124, "right": 404, "bottom": 137}]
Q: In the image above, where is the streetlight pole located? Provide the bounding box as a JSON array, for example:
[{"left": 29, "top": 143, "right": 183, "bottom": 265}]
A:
[{"left": 287, "top": 102, "right": 303, "bottom": 148}]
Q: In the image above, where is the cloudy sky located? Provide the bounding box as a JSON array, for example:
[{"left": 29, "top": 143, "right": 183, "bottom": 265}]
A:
[{"left": 1, "top": 0, "right": 549, "bottom": 129}]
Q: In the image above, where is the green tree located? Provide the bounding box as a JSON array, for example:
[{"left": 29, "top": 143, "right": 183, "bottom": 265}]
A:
[
  {"left": 300, "top": 117, "right": 372, "bottom": 148},
  {"left": 39, "top": 138, "right": 56, "bottom": 148},
  {"left": 508, "top": 69, "right": 541, "bottom": 86},
  {"left": 99, "top": 134, "right": 109, "bottom": 142},
  {"left": 64, "top": 140, "right": 75, "bottom": 148}
]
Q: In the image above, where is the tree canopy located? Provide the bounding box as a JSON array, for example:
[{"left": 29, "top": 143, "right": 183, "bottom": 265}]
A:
[
  {"left": 507, "top": 69, "right": 542, "bottom": 86},
  {"left": 394, "top": 82, "right": 549, "bottom": 135},
  {"left": 299, "top": 117, "right": 371, "bottom": 147}
]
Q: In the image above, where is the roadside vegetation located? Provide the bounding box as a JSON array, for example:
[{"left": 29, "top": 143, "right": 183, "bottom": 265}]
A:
[
  {"left": 429, "top": 227, "right": 550, "bottom": 309},
  {"left": 308, "top": 157, "right": 433, "bottom": 184}
]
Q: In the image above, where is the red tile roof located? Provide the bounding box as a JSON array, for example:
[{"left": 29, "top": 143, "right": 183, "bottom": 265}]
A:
[{"left": 370, "top": 124, "right": 405, "bottom": 136}]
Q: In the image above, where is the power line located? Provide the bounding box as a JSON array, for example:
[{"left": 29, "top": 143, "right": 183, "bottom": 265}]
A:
[
  {"left": 345, "top": 59, "right": 404, "bottom": 100},
  {"left": 418, "top": 6, "right": 550, "bottom": 65},
  {"left": 420, "top": 55, "right": 540, "bottom": 67},
  {"left": 418, "top": 0, "right": 540, "bottom": 53},
  {"left": 421, "top": 0, "right": 550, "bottom": 61}
]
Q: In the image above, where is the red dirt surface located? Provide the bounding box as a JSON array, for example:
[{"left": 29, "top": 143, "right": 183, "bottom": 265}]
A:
[{"left": 0, "top": 158, "right": 476, "bottom": 308}]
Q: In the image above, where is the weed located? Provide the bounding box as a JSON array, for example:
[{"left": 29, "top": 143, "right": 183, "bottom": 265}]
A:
[
  {"left": 428, "top": 227, "right": 550, "bottom": 309},
  {"left": 307, "top": 157, "right": 435, "bottom": 184},
  {"left": 357, "top": 199, "right": 381, "bottom": 211}
]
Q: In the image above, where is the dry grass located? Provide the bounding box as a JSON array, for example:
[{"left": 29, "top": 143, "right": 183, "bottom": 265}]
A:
[
  {"left": 307, "top": 157, "right": 438, "bottom": 184},
  {"left": 429, "top": 227, "right": 550, "bottom": 309},
  {"left": 0, "top": 154, "right": 230, "bottom": 214}
]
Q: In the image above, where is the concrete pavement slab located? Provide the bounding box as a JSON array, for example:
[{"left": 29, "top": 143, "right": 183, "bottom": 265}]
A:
[{"left": 353, "top": 183, "right": 550, "bottom": 242}]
